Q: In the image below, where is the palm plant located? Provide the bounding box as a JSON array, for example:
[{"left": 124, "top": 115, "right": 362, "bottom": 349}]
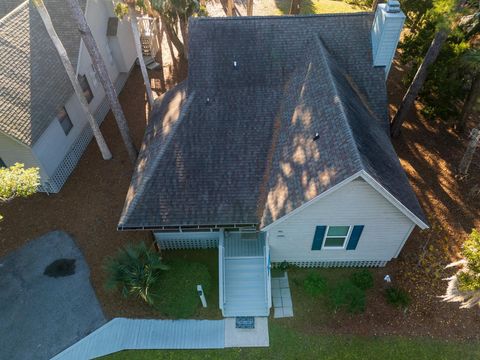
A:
[{"left": 104, "top": 242, "right": 169, "bottom": 305}]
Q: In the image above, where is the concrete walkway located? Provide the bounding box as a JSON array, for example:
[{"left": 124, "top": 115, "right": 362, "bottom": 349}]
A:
[
  {"left": 224, "top": 317, "right": 269, "bottom": 347},
  {"left": 52, "top": 318, "right": 225, "bottom": 359},
  {"left": 272, "top": 272, "right": 294, "bottom": 318}
]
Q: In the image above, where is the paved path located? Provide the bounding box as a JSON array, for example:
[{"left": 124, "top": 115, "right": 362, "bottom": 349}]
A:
[
  {"left": 272, "top": 272, "right": 294, "bottom": 318},
  {"left": 52, "top": 318, "right": 225, "bottom": 359},
  {"left": 0, "top": 231, "right": 105, "bottom": 360}
]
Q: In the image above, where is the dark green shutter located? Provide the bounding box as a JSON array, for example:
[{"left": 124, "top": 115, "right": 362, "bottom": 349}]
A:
[
  {"left": 311, "top": 226, "right": 327, "bottom": 250},
  {"left": 346, "top": 225, "right": 364, "bottom": 250}
]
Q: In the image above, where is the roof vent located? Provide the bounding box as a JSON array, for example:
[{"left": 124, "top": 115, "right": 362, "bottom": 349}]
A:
[
  {"left": 206, "top": 97, "right": 211, "bottom": 105},
  {"left": 313, "top": 132, "right": 320, "bottom": 141},
  {"left": 233, "top": 61, "right": 238, "bottom": 69},
  {"left": 386, "top": 0, "right": 401, "bottom": 13}
]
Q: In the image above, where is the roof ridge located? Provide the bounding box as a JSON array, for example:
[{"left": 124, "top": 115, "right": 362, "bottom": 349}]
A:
[
  {"left": 119, "top": 88, "right": 195, "bottom": 228},
  {"left": 0, "top": 0, "right": 28, "bottom": 24},
  {"left": 190, "top": 12, "right": 372, "bottom": 23},
  {"left": 314, "top": 35, "right": 365, "bottom": 172}
]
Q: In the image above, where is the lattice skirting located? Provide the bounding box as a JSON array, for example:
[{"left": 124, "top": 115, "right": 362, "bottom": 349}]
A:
[
  {"left": 273, "top": 260, "right": 387, "bottom": 268},
  {"left": 39, "top": 72, "right": 130, "bottom": 193},
  {"left": 156, "top": 238, "right": 219, "bottom": 250}
]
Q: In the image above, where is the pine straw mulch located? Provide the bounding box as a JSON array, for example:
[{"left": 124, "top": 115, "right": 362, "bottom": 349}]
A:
[{"left": 1, "top": 58, "right": 479, "bottom": 340}]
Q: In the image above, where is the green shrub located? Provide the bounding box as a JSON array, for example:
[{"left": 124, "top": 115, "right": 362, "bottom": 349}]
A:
[
  {"left": 104, "top": 242, "right": 169, "bottom": 305},
  {"left": 350, "top": 269, "right": 374, "bottom": 290},
  {"left": 385, "top": 287, "right": 411, "bottom": 308},
  {"left": 156, "top": 260, "right": 211, "bottom": 318},
  {"left": 303, "top": 273, "right": 328, "bottom": 296},
  {"left": 279, "top": 261, "right": 290, "bottom": 272},
  {"left": 458, "top": 229, "right": 480, "bottom": 292},
  {"left": 329, "top": 280, "right": 365, "bottom": 313}
]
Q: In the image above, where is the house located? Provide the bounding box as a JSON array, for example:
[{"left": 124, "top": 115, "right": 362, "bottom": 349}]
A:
[
  {"left": 119, "top": 1, "right": 428, "bottom": 317},
  {"left": 0, "top": 0, "right": 137, "bottom": 192}
]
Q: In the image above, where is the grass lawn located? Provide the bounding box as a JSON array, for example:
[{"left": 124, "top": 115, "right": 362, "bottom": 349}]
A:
[
  {"left": 102, "top": 322, "right": 480, "bottom": 359},
  {"left": 156, "top": 249, "right": 222, "bottom": 319},
  {"left": 269, "top": 0, "right": 363, "bottom": 15}
]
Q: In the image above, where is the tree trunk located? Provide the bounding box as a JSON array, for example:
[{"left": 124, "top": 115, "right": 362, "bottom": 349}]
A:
[
  {"left": 179, "top": 16, "right": 188, "bottom": 56},
  {"left": 289, "top": 0, "right": 301, "bottom": 15},
  {"left": 128, "top": 5, "right": 155, "bottom": 108},
  {"left": 227, "top": 0, "right": 233, "bottom": 16},
  {"left": 390, "top": 0, "right": 466, "bottom": 137},
  {"left": 154, "top": 19, "right": 166, "bottom": 92},
  {"left": 247, "top": 0, "right": 253, "bottom": 16},
  {"left": 457, "top": 74, "right": 480, "bottom": 133},
  {"left": 459, "top": 128, "right": 480, "bottom": 175},
  {"left": 390, "top": 29, "right": 449, "bottom": 137},
  {"left": 160, "top": 14, "right": 185, "bottom": 60},
  {"left": 34, "top": 0, "right": 112, "bottom": 160},
  {"left": 65, "top": 0, "right": 138, "bottom": 163}
]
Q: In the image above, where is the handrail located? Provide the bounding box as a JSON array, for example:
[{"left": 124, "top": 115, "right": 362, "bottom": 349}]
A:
[
  {"left": 218, "top": 229, "right": 225, "bottom": 314},
  {"left": 264, "top": 233, "right": 272, "bottom": 309}
]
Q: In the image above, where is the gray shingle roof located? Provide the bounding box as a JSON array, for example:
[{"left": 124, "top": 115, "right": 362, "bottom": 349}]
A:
[
  {"left": 0, "top": 0, "right": 85, "bottom": 146},
  {"left": 118, "top": 14, "right": 427, "bottom": 230}
]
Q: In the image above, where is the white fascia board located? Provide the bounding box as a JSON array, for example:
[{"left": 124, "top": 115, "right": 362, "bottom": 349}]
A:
[{"left": 360, "top": 170, "right": 428, "bottom": 230}]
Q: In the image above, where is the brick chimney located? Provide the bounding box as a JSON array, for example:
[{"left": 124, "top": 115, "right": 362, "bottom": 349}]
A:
[{"left": 371, "top": 0, "right": 406, "bottom": 77}]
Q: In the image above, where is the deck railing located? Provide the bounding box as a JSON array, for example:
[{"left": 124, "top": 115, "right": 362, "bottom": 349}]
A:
[
  {"left": 264, "top": 233, "right": 272, "bottom": 309},
  {"left": 218, "top": 229, "right": 226, "bottom": 314},
  {"left": 138, "top": 16, "right": 160, "bottom": 59}
]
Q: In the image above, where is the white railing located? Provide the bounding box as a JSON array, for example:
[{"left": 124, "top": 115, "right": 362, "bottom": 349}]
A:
[
  {"left": 264, "top": 233, "right": 272, "bottom": 309},
  {"left": 218, "top": 229, "right": 226, "bottom": 314},
  {"left": 138, "top": 16, "right": 161, "bottom": 59}
]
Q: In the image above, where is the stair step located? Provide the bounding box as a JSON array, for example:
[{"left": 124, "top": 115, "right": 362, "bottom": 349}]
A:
[
  {"left": 223, "top": 307, "right": 269, "bottom": 317},
  {"left": 143, "top": 56, "right": 155, "bottom": 65},
  {"left": 147, "top": 62, "right": 161, "bottom": 70}
]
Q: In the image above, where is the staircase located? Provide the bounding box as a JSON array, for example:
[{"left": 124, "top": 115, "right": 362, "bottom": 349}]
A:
[
  {"left": 223, "top": 257, "right": 269, "bottom": 316},
  {"left": 138, "top": 16, "right": 161, "bottom": 70},
  {"left": 219, "top": 231, "right": 271, "bottom": 317}
]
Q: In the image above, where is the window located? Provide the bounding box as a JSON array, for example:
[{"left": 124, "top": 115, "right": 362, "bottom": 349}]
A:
[
  {"left": 0, "top": 157, "right": 6, "bottom": 168},
  {"left": 57, "top": 107, "right": 73, "bottom": 135},
  {"left": 323, "top": 226, "right": 351, "bottom": 249},
  {"left": 78, "top": 74, "right": 94, "bottom": 103}
]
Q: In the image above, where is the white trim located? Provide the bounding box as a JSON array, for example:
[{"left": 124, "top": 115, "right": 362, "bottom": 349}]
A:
[
  {"left": 0, "top": 0, "right": 28, "bottom": 23},
  {"left": 393, "top": 223, "right": 415, "bottom": 258},
  {"left": 321, "top": 225, "right": 352, "bottom": 250},
  {"left": 75, "top": 0, "right": 91, "bottom": 77},
  {"left": 359, "top": 171, "right": 428, "bottom": 230},
  {"left": 261, "top": 171, "right": 363, "bottom": 231}
]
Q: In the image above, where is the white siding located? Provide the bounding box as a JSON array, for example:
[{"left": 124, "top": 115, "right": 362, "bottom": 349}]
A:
[
  {"left": 266, "top": 178, "right": 415, "bottom": 264},
  {"left": 0, "top": 132, "right": 45, "bottom": 177},
  {"left": 32, "top": 94, "right": 87, "bottom": 177},
  {"left": 371, "top": 3, "right": 405, "bottom": 75},
  {"left": 108, "top": 17, "right": 137, "bottom": 73}
]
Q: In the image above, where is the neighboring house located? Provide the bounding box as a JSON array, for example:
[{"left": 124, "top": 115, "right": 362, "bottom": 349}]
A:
[
  {"left": 0, "top": 0, "right": 137, "bottom": 192},
  {"left": 119, "top": 2, "right": 428, "bottom": 317}
]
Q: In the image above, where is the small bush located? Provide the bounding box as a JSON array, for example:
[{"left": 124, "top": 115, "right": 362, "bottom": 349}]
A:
[
  {"left": 104, "top": 242, "right": 169, "bottom": 306},
  {"left": 457, "top": 229, "right": 480, "bottom": 292},
  {"left": 385, "top": 287, "right": 411, "bottom": 308},
  {"left": 303, "top": 273, "right": 328, "bottom": 296},
  {"left": 329, "top": 280, "right": 365, "bottom": 313},
  {"left": 279, "top": 261, "right": 290, "bottom": 272},
  {"left": 350, "top": 269, "right": 374, "bottom": 290}
]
